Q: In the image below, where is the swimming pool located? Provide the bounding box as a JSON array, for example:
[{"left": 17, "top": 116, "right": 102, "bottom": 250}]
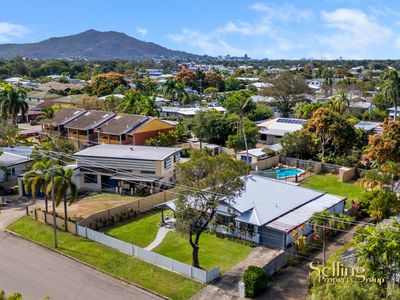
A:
[{"left": 263, "top": 168, "right": 304, "bottom": 179}]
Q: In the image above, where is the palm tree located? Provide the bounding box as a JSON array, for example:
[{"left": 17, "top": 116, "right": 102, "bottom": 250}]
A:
[
  {"left": 174, "top": 83, "right": 189, "bottom": 107},
  {"left": 142, "top": 96, "right": 160, "bottom": 117},
  {"left": 120, "top": 91, "right": 142, "bottom": 114},
  {"left": 46, "top": 167, "right": 77, "bottom": 230},
  {"left": 37, "top": 107, "right": 55, "bottom": 122},
  {"left": 162, "top": 78, "right": 177, "bottom": 98},
  {"left": 382, "top": 70, "right": 400, "bottom": 120},
  {"left": 325, "top": 96, "right": 347, "bottom": 114},
  {"left": 23, "top": 160, "right": 53, "bottom": 212},
  {"left": 0, "top": 84, "right": 28, "bottom": 125}
]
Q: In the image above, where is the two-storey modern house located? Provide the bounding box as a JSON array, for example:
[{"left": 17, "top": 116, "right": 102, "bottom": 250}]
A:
[{"left": 74, "top": 144, "right": 181, "bottom": 194}]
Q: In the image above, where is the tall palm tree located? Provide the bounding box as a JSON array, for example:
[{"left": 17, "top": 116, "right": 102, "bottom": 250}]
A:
[
  {"left": 162, "top": 78, "right": 177, "bottom": 98},
  {"left": 382, "top": 70, "right": 400, "bottom": 120},
  {"left": 46, "top": 167, "right": 77, "bottom": 230},
  {"left": 37, "top": 107, "right": 55, "bottom": 122},
  {"left": 0, "top": 84, "right": 28, "bottom": 125},
  {"left": 174, "top": 83, "right": 189, "bottom": 107},
  {"left": 23, "top": 160, "right": 53, "bottom": 212}
]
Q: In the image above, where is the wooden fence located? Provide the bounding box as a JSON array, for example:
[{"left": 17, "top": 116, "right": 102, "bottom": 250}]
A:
[
  {"left": 78, "top": 189, "right": 177, "bottom": 229},
  {"left": 27, "top": 207, "right": 77, "bottom": 234}
]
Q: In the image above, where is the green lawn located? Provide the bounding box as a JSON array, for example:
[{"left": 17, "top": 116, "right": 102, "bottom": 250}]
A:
[
  {"left": 8, "top": 217, "right": 202, "bottom": 300},
  {"left": 300, "top": 174, "right": 366, "bottom": 207},
  {"left": 153, "top": 231, "right": 253, "bottom": 273},
  {"left": 105, "top": 209, "right": 173, "bottom": 247}
]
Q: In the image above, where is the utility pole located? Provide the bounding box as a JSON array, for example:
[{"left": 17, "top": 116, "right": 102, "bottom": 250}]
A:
[
  {"left": 51, "top": 157, "right": 58, "bottom": 248},
  {"left": 322, "top": 224, "right": 326, "bottom": 264}
]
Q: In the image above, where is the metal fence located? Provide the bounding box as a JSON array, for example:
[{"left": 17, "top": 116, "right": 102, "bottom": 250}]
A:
[{"left": 76, "top": 225, "right": 220, "bottom": 283}]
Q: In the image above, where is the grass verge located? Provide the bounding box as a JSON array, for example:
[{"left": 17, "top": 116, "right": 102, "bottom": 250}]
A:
[{"left": 8, "top": 216, "right": 202, "bottom": 300}]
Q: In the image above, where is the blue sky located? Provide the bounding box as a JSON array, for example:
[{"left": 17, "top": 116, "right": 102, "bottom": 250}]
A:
[{"left": 1, "top": 0, "right": 400, "bottom": 59}]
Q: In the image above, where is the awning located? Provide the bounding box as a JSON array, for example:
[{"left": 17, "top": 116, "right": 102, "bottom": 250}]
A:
[{"left": 110, "top": 174, "right": 161, "bottom": 182}]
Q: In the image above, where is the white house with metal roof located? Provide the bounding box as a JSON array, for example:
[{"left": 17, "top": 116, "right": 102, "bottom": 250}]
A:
[
  {"left": 160, "top": 106, "right": 226, "bottom": 118},
  {"left": 258, "top": 117, "right": 306, "bottom": 145},
  {"left": 73, "top": 144, "right": 181, "bottom": 194},
  {"left": 0, "top": 146, "right": 33, "bottom": 188},
  {"left": 161, "top": 175, "right": 345, "bottom": 248}
]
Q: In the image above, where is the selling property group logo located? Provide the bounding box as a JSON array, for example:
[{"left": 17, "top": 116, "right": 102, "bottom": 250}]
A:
[{"left": 309, "top": 261, "right": 385, "bottom": 285}]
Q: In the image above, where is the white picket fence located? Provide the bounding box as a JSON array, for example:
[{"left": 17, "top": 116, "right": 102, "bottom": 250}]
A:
[{"left": 76, "top": 225, "right": 220, "bottom": 283}]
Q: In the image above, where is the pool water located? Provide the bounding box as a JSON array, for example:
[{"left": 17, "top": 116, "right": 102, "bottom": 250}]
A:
[{"left": 263, "top": 168, "right": 303, "bottom": 179}]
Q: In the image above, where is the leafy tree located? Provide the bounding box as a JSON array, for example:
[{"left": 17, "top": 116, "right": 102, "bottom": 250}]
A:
[
  {"left": 260, "top": 72, "right": 311, "bottom": 117},
  {"left": 363, "top": 119, "right": 400, "bottom": 164},
  {"left": 226, "top": 118, "right": 260, "bottom": 151},
  {"left": 31, "top": 134, "right": 77, "bottom": 165},
  {"left": 293, "top": 101, "right": 322, "bottom": 119},
  {"left": 305, "top": 107, "right": 356, "bottom": 161},
  {"left": 191, "top": 110, "right": 235, "bottom": 145},
  {"left": 0, "top": 290, "right": 22, "bottom": 300},
  {"left": 145, "top": 130, "right": 178, "bottom": 147},
  {"left": 119, "top": 90, "right": 143, "bottom": 114},
  {"left": 75, "top": 95, "right": 101, "bottom": 110},
  {"left": 141, "top": 96, "right": 160, "bottom": 117},
  {"left": 354, "top": 221, "right": 400, "bottom": 286},
  {"left": 247, "top": 104, "right": 273, "bottom": 121},
  {"left": 46, "top": 167, "right": 78, "bottom": 229},
  {"left": 204, "top": 71, "right": 224, "bottom": 91},
  {"left": 359, "top": 169, "right": 392, "bottom": 189},
  {"left": 372, "top": 93, "right": 391, "bottom": 111},
  {"left": 0, "top": 84, "right": 28, "bottom": 125},
  {"left": 89, "top": 72, "right": 128, "bottom": 96},
  {"left": 280, "top": 130, "right": 317, "bottom": 159},
  {"left": 174, "top": 69, "right": 196, "bottom": 87},
  {"left": 135, "top": 77, "right": 158, "bottom": 96},
  {"left": 175, "top": 150, "right": 249, "bottom": 268},
  {"left": 37, "top": 107, "right": 55, "bottom": 122},
  {"left": 0, "top": 121, "right": 29, "bottom": 147},
  {"left": 224, "top": 77, "right": 245, "bottom": 91},
  {"left": 382, "top": 70, "right": 400, "bottom": 120},
  {"left": 242, "top": 266, "right": 268, "bottom": 297},
  {"left": 100, "top": 95, "right": 122, "bottom": 113},
  {"left": 359, "top": 189, "right": 400, "bottom": 221}
]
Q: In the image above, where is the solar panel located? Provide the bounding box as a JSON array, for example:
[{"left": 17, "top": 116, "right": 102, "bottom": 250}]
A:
[{"left": 276, "top": 118, "right": 305, "bottom": 125}]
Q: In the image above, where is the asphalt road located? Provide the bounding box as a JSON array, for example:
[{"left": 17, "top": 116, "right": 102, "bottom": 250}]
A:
[{"left": 0, "top": 231, "right": 162, "bottom": 300}]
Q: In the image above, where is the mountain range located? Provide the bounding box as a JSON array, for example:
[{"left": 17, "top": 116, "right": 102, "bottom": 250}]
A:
[{"left": 0, "top": 29, "right": 202, "bottom": 60}]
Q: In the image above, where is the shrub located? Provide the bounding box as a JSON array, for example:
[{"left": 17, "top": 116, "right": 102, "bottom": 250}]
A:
[{"left": 242, "top": 266, "right": 268, "bottom": 297}]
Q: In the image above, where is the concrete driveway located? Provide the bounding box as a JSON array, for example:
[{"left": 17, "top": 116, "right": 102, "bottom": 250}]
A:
[{"left": 0, "top": 196, "right": 44, "bottom": 229}]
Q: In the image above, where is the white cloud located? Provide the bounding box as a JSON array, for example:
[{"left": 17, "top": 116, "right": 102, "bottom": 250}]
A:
[
  {"left": 166, "top": 2, "right": 313, "bottom": 57},
  {"left": 167, "top": 28, "right": 244, "bottom": 56},
  {"left": 136, "top": 27, "right": 148, "bottom": 36},
  {"left": 319, "top": 8, "right": 391, "bottom": 58},
  {"left": 0, "top": 22, "right": 28, "bottom": 43}
]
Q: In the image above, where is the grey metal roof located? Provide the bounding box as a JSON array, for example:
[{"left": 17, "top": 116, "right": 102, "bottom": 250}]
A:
[
  {"left": 74, "top": 144, "right": 181, "bottom": 161},
  {"left": 355, "top": 121, "right": 382, "bottom": 132},
  {"left": 232, "top": 175, "right": 324, "bottom": 226},
  {"left": 0, "top": 146, "right": 33, "bottom": 167},
  {"left": 266, "top": 193, "right": 346, "bottom": 233}
]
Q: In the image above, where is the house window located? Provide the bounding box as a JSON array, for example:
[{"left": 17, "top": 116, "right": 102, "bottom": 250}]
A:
[
  {"left": 240, "top": 155, "right": 252, "bottom": 164},
  {"left": 174, "top": 153, "right": 180, "bottom": 163},
  {"left": 141, "top": 170, "right": 156, "bottom": 174},
  {"left": 9, "top": 167, "right": 15, "bottom": 176},
  {"left": 164, "top": 158, "right": 172, "bottom": 169},
  {"left": 84, "top": 174, "right": 98, "bottom": 184}
]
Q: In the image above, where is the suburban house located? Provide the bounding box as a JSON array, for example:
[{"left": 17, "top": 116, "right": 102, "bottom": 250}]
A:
[
  {"left": 306, "top": 79, "right": 324, "bottom": 90},
  {"left": 160, "top": 106, "right": 226, "bottom": 118},
  {"left": 0, "top": 146, "right": 33, "bottom": 189},
  {"left": 42, "top": 108, "right": 176, "bottom": 147},
  {"left": 388, "top": 106, "right": 400, "bottom": 120},
  {"left": 64, "top": 110, "right": 116, "bottom": 148},
  {"left": 258, "top": 118, "right": 306, "bottom": 144},
  {"left": 162, "top": 175, "right": 345, "bottom": 249},
  {"left": 236, "top": 144, "right": 282, "bottom": 164},
  {"left": 41, "top": 107, "right": 87, "bottom": 137},
  {"left": 95, "top": 114, "right": 150, "bottom": 145},
  {"left": 349, "top": 101, "right": 375, "bottom": 112},
  {"left": 74, "top": 144, "right": 181, "bottom": 194},
  {"left": 355, "top": 121, "right": 383, "bottom": 135}
]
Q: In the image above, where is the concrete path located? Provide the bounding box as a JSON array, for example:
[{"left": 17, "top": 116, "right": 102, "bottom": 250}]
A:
[
  {"left": 145, "top": 226, "right": 170, "bottom": 250},
  {"left": 258, "top": 225, "right": 359, "bottom": 300},
  {"left": 0, "top": 196, "right": 44, "bottom": 229},
  {"left": 0, "top": 231, "right": 161, "bottom": 300},
  {"left": 192, "top": 247, "right": 281, "bottom": 300}
]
